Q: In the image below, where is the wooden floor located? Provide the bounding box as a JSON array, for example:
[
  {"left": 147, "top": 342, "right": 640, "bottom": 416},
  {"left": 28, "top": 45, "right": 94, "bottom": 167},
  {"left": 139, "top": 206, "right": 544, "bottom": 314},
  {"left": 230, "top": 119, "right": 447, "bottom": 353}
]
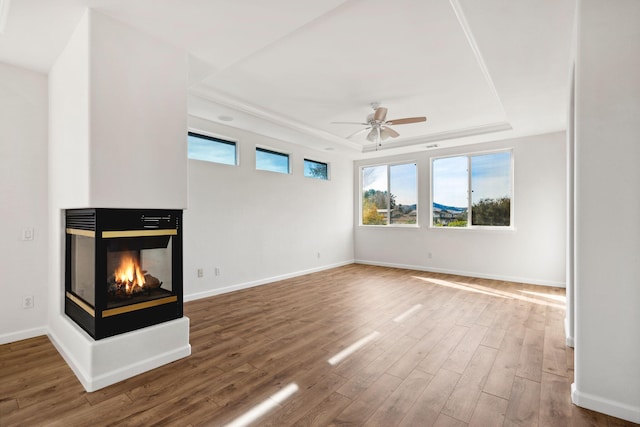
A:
[{"left": 1, "top": 264, "right": 637, "bottom": 426}]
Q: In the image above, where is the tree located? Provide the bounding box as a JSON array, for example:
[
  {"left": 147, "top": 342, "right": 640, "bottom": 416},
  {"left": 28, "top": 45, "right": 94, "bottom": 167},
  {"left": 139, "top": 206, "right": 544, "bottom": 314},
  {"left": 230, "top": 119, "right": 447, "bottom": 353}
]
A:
[
  {"left": 362, "top": 189, "right": 397, "bottom": 225},
  {"left": 308, "top": 163, "right": 327, "bottom": 178},
  {"left": 471, "top": 197, "right": 510, "bottom": 226},
  {"left": 363, "top": 189, "right": 396, "bottom": 210},
  {"left": 362, "top": 198, "right": 386, "bottom": 225}
]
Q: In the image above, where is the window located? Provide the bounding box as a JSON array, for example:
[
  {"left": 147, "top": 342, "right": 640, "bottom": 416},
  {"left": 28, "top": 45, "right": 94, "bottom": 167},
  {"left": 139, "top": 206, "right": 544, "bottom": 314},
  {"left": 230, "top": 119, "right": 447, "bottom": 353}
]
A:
[
  {"left": 187, "top": 132, "right": 237, "bottom": 165},
  {"left": 256, "top": 147, "right": 289, "bottom": 174},
  {"left": 432, "top": 151, "right": 512, "bottom": 227},
  {"left": 362, "top": 162, "right": 417, "bottom": 225},
  {"left": 304, "top": 159, "right": 328, "bottom": 180}
]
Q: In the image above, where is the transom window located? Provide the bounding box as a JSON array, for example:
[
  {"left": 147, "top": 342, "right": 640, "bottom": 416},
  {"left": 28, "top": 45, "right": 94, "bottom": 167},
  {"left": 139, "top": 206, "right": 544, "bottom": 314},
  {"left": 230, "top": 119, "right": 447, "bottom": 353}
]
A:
[
  {"left": 361, "top": 162, "right": 417, "bottom": 226},
  {"left": 432, "top": 150, "right": 512, "bottom": 228},
  {"left": 187, "top": 132, "right": 237, "bottom": 165},
  {"left": 304, "top": 159, "right": 329, "bottom": 180},
  {"left": 256, "top": 147, "right": 290, "bottom": 174}
]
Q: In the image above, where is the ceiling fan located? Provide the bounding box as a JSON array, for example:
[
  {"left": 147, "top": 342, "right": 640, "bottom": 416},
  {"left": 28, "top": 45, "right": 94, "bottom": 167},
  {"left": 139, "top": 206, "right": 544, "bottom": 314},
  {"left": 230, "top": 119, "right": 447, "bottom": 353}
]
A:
[{"left": 333, "top": 103, "right": 427, "bottom": 144}]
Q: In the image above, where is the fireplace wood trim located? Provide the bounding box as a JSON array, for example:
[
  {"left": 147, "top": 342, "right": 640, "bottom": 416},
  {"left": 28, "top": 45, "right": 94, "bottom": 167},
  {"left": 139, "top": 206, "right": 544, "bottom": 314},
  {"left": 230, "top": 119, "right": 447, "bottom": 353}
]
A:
[
  {"left": 66, "top": 291, "right": 95, "bottom": 317},
  {"left": 66, "top": 291, "right": 178, "bottom": 319},
  {"left": 102, "top": 296, "right": 178, "bottom": 317},
  {"left": 102, "top": 229, "right": 178, "bottom": 239},
  {"left": 66, "top": 228, "right": 96, "bottom": 238}
]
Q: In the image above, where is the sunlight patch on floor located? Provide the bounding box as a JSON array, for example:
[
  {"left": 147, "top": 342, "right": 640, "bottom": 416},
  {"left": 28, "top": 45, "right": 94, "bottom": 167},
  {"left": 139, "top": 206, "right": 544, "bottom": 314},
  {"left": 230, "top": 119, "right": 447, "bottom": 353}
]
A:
[
  {"left": 328, "top": 331, "right": 380, "bottom": 366},
  {"left": 412, "top": 276, "right": 565, "bottom": 309},
  {"left": 519, "top": 289, "right": 566, "bottom": 303},
  {"left": 414, "top": 276, "right": 511, "bottom": 299},
  {"left": 224, "top": 383, "right": 299, "bottom": 427},
  {"left": 393, "top": 304, "right": 423, "bottom": 323}
]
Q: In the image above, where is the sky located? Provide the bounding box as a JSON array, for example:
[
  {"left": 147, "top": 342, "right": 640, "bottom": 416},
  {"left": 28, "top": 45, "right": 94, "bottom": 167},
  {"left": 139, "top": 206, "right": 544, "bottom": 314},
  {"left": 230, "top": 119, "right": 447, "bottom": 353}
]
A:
[
  {"left": 362, "top": 163, "right": 417, "bottom": 206},
  {"left": 255, "top": 148, "right": 289, "bottom": 173},
  {"left": 433, "top": 151, "right": 511, "bottom": 208},
  {"left": 187, "top": 134, "right": 236, "bottom": 165},
  {"left": 363, "top": 152, "right": 511, "bottom": 210}
]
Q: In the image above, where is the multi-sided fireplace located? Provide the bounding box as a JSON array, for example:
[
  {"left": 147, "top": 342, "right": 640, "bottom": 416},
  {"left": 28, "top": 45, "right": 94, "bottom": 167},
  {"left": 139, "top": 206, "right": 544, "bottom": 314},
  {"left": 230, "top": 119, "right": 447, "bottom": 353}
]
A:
[{"left": 65, "top": 208, "right": 183, "bottom": 340}]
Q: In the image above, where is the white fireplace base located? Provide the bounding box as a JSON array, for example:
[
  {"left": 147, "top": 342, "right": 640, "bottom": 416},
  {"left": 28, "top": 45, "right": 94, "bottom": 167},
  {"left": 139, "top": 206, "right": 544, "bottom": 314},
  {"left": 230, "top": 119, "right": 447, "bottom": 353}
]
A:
[{"left": 49, "top": 316, "right": 191, "bottom": 392}]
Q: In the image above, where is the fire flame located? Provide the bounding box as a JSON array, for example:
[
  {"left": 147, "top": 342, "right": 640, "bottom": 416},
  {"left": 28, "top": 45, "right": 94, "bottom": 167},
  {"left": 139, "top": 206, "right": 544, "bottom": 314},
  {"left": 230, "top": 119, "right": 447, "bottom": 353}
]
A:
[{"left": 114, "top": 255, "right": 145, "bottom": 293}]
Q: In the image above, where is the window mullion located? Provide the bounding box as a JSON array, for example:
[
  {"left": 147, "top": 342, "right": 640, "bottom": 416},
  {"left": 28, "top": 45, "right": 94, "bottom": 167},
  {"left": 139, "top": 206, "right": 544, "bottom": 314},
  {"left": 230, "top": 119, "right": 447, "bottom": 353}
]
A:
[
  {"left": 467, "top": 155, "right": 472, "bottom": 228},
  {"left": 386, "top": 165, "right": 391, "bottom": 225}
]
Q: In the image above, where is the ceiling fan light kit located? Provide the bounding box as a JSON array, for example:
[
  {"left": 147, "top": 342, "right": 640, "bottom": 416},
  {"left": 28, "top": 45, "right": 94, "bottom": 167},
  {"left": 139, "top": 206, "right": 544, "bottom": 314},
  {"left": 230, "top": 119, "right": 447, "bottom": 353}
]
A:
[{"left": 333, "top": 102, "right": 427, "bottom": 147}]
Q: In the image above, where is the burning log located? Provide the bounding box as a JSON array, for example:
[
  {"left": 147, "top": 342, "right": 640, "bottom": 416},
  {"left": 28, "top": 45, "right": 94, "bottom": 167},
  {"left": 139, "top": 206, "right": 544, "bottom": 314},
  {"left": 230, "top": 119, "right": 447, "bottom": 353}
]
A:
[
  {"left": 107, "top": 271, "right": 163, "bottom": 300},
  {"left": 107, "top": 255, "right": 163, "bottom": 299},
  {"left": 143, "top": 274, "right": 162, "bottom": 289}
]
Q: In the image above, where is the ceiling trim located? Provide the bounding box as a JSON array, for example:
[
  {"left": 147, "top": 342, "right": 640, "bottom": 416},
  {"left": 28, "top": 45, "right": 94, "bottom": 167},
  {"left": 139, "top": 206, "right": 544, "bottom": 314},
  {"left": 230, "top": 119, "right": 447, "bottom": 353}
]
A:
[
  {"left": 0, "top": 0, "right": 10, "bottom": 34},
  {"left": 449, "top": 0, "right": 507, "bottom": 121},
  {"left": 362, "top": 121, "right": 513, "bottom": 153},
  {"left": 189, "top": 87, "right": 363, "bottom": 151}
]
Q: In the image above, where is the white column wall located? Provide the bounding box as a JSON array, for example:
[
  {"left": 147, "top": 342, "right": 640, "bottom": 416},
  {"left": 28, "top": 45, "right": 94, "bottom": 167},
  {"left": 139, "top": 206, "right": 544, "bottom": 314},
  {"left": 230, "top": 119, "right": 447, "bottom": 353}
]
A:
[
  {"left": 88, "top": 12, "right": 187, "bottom": 209},
  {"left": 572, "top": 0, "right": 640, "bottom": 423},
  {"left": 47, "top": 10, "right": 190, "bottom": 392}
]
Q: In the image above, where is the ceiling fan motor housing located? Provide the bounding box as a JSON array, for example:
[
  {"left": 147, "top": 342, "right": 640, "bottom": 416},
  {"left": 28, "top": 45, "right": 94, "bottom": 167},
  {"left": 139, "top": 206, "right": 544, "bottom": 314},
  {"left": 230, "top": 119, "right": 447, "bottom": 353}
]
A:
[{"left": 333, "top": 105, "right": 426, "bottom": 144}]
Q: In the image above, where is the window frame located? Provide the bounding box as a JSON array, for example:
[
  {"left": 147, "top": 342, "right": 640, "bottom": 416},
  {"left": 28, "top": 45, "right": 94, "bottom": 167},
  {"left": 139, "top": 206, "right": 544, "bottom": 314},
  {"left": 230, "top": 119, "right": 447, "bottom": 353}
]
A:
[
  {"left": 255, "top": 146, "right": 291, "bottom": 175},
  {"left": 430, "top": 149, "right": 514, "bottom": 230},
  {"left": 187, "top": 131, "right": 238, "bottom": 166},
  {"left": 360, "top": 161, "right": 418, "bottom": 227},
  {"left": 303, "top": 158, "right": 330, "bottom": 180}
]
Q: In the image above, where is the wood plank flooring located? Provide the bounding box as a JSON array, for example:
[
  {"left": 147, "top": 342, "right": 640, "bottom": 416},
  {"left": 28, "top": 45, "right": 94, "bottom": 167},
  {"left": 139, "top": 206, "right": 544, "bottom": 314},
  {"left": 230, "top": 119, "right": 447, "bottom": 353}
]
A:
[{"left": 1, "top": 264, "right": 637, "bottom": 426}]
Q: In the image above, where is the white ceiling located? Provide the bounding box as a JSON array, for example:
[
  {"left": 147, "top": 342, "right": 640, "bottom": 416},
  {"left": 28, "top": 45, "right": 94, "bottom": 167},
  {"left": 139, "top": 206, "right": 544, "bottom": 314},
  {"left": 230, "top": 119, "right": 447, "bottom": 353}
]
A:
[{"left": 0, "top": 0, "right": 575, "bottom": 158}]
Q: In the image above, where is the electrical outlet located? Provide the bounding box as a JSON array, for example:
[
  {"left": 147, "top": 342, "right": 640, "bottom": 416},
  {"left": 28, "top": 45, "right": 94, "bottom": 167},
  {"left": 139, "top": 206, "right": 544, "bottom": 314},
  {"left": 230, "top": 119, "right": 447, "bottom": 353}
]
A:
[
  {"left": 23, "top": 296, "right": 34, "bottom": 309},
  {"left": 427, "top": 252, "right": 433, "bottom": 259},
  {"left": 21, "top": 228, "right": 34, "bottom": 241},
  {"left": 197, "top": 268, "right": 203, "bottom": 278},
  {"left": 215, "top": 267, "right": 220, "bottom": 276},
  {"left": 317, "top": 252, "right": 321, "bottom": 259}
]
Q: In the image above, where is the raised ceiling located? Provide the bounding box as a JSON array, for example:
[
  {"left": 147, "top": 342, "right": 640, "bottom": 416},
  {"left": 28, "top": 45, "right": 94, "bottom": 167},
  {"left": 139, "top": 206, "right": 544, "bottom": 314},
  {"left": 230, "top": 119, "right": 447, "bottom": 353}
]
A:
[{"left": 0, "top": 0, "right": 575, "bottom": 157}]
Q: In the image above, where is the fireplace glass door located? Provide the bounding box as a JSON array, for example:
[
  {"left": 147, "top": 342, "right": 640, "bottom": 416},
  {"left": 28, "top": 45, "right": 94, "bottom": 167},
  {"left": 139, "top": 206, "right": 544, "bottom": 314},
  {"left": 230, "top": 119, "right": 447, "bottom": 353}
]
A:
[{"left": 106, "top": 235, "right": 174, "bottom": 307}]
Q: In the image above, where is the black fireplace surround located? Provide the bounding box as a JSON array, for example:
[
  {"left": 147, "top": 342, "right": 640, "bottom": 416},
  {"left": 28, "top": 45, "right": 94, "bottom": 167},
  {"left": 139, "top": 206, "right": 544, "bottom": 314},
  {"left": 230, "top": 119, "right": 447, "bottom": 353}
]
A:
[{"left": 65, "top": 208, "right": 183, "bottom": 340}]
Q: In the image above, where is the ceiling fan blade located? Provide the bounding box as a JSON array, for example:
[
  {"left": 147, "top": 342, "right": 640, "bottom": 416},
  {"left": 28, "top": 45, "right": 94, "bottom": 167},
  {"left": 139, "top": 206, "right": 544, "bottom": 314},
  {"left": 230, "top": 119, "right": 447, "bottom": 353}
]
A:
[
  {"left": 346, "top": 127, "right": 371, "bottom": 139},
  {"left": 331, "top": 121, "right": 369, "bottom": 125},
  {"left": 373, "top": 107, "right": 387, "bottom": 122},
  {"left": 381, "top": 126, "right": 399, "bottom": 138},
  {"left": 380, "top": 128, "right": 391, "bottom": 141},
  {"left": 386, "top": 116, "right": 427, "bottom": 125},
  {"left": 366, "top": 128, "right": 378, "bottom": 142}
]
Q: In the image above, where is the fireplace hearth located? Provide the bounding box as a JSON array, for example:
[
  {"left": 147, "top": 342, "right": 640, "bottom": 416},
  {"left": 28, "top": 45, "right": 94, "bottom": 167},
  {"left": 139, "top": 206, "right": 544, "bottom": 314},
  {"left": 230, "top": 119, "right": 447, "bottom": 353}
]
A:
[{"left": 65, "top": 208, "right": 183, "bottom": 340}]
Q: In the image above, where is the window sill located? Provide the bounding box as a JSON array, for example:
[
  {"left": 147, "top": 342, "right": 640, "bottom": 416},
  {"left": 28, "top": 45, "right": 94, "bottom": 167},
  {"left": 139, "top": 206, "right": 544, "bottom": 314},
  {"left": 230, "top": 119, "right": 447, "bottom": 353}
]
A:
[
  {"left": 429, "top": 225, "right": 516, "bottom": 233},
  {"left": 358, "top": 224, "right": 420, "bottom": 229}
]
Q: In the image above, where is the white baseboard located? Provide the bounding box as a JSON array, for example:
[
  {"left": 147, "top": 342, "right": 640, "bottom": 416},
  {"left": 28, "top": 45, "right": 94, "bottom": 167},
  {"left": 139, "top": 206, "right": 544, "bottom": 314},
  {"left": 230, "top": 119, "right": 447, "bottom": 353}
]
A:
[
  {"left": 572, "top": 383, "right": 640, "bottom": 424},
  {"left": 0, "top": 326, "right": 48, "bottom": 345},
  {"left": 184, "top": 260, "right": 354, "bottom": 302},
  {"left": 49, "top": 317, "right": 191, "bottom": 392},
  {"left": 564, "top": 317, "right": 575, "bottom": 348},
  {"left": 354, "top": 259, "right": 566, "bottom": 288}
]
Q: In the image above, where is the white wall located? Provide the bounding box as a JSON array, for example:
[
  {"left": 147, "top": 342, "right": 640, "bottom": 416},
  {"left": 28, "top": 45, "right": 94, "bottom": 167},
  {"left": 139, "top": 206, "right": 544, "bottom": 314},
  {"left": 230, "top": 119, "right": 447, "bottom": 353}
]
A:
[
  {"left": 89, "top": 12, "right": 187, "bottom": 209},
  {"left": 355, "top": 132, "right": 567, "bottom": 287},
  {"left": 572, "top": 0, "right": 640, "bottom": 423},
  {"left": 0, "top": 63, "right": 49, "bottom": 343},
  {"left": 47, "top": 8, "right": 91, "bottom": 353},
  {"left": 183, "top": 116, "right": 354, "bottom": 300}
]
